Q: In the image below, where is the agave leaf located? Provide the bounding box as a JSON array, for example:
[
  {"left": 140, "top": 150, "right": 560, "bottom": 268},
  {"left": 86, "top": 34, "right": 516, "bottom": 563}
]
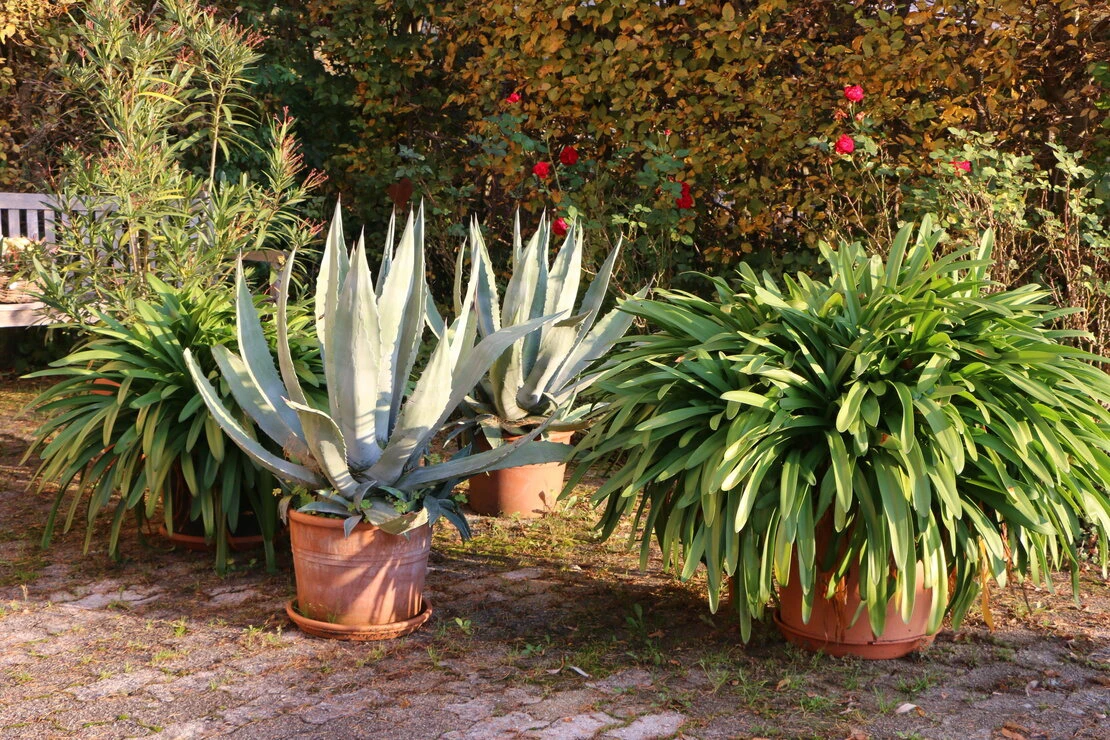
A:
[
  {"left": 210, "top": 346, "right": 310, "bottom": 461},
  {"left": 330, "top": 234, "right": 382, "bottom": 467},
  {"left": 376, "top": 210, "right": 397, "bottom": 295},
  {"left": 517, "top": 312, "right": 588, "bottom": 410},
  {"left": 285, "top": 400, "right": 361, "bottom": 498},
  {"left": 184, "top": 349, "right": 323, "bottom": 488},
  {"left": 575, "top": 237, "right": 623, "bottom": 339},
  {"left": 377, "top": 208, "right": 426, "bottom": 435},
  {"left": 398, "top": 439, "right": 571, "bottom": 490},
  {"left": 469, "top": 220, "right": 501, "bottom": 336},
  {"left": 547, "top": 290, "right": 646, "bottom": 395},
  {"left": 370, "top": 314, "right": 558, "bottom": 484},
  {"left": 316, "top": 199, "right": 350, "bottom": 355},
  {"left": 233, "top": 262, "right": 305, "bottom": 429},
  {"left": 545, "top": 221, "right": 583, "bottom": 319},
  {"left": 274, "top": 246, "right": 310, "bottom": 408}
]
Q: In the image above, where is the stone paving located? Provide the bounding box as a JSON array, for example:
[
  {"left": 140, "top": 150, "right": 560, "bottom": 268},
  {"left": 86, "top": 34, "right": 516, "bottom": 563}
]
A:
[{"left": 0, "top": 553, "right": 706, "bottom": 740}]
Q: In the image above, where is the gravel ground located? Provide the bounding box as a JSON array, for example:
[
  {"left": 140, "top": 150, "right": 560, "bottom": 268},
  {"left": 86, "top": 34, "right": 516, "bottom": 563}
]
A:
[{"left": 1, "top": 378, "right": 1108, "bottom": 740}]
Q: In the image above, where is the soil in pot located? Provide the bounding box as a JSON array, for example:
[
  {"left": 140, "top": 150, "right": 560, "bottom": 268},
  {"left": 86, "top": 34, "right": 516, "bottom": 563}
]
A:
[
  {"left": 465, "top": 429, "right": 574, "bottom": 518},
  {"left": 775, "top": 524, "right": 935, "bottom": 659},
  {"left": 286, "top": 509, "right": 432, "bottom": 640}
]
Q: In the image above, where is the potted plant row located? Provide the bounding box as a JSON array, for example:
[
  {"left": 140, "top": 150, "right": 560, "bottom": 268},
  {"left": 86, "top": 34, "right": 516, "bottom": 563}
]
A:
[
  {"left": 454, "top": 213, "right": 645, "bottom": 517},
  {"left": 186, "top": 204, "right": 571, "bottom": 639},
  {"left": 570, "top": 219, "right": 1110, "bottom": 658}
]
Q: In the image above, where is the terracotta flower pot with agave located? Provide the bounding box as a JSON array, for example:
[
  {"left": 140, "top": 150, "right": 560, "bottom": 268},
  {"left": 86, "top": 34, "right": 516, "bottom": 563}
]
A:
[
  {"left": 571, "top": 218, "right": 1110, "bottom": 658},
  {"left": 455, "top": 214, "right": 645, "bottom": 517},
  {"left": 186, "top": 203, "right": 569, "bottom": 640}
]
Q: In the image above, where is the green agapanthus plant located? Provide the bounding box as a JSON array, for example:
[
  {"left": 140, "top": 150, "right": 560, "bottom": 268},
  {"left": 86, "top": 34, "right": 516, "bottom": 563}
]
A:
[
  {"left": 186, "top": 203, "right": 570, "bottom": 537},
  {"left": 25, "top": 276, "right": 316, "bottom": 572},
  {"left": 571, "top": 218, "right": 1110, "bottom": 641}
]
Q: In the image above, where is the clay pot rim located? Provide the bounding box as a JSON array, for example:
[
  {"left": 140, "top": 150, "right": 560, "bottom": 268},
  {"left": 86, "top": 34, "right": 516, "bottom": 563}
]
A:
[
  {"left": 481, "top": 428, "right": 576, "bottom": 445},
  {"left": 287, "top": 507, "right": 431, "bottom": 534},
  {"left": 285, "top": 599, "right": 433, "bottom": 641}
]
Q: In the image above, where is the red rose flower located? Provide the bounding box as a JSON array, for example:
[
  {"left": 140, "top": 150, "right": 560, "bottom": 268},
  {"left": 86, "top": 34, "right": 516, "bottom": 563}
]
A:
[
  {"left": 834, "top": 134, "right": 855, "bottom": 155},
  {"left": 844, "top": 84, "right": 864, "bottom": 103},
  {"left": 506, "top": 91, "right": 521, "bottom": 103},
  {"left": 559, "top": 146, "right": 579, "bottom": 166},
  {"left": 951, "top": 159, "right": 971, "bottom": 174},
  {"left": 676, "top": 183, "right": 694, "bottom": 209},
  {"left": 553, "top": 217, "right": 569, "bottom": 237},
  {"left": 532, "top": 161, "right": 552, "bottom": 178}
]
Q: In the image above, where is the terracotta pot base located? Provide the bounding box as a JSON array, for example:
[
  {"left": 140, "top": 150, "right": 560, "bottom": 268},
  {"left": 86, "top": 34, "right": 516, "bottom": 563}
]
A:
[
  {"left": 158, "top": 526, "right": 266, "bottom": 553},
  {"left": 285, "top": 599, "right": 432, "bottom": 641},
  {"left": 773, "top": 610, "right": 935, "bottom": 659}
]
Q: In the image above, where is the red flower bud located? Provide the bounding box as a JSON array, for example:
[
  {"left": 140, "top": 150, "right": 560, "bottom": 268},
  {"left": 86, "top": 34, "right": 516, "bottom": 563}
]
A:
[
  {"left": 559, "top": 146, "right": 579, "bottom": 166},
  {"left": 532, "top": 161, "right": 552, "bottom": 178},
  {"left": 834, "top": 134, "right": 855, "bottom": 155},
  {"left": 553, "top": 217, "right": 569, "bottom": 237},
  {"left": 506, "top": 92, "right": 521, "bottom": 103},
  {"left": 844, "top": 84, "right": 864, "bottom": 103},
  {"left": 951, "top": 159, "right": 971, "bottom": 174}
]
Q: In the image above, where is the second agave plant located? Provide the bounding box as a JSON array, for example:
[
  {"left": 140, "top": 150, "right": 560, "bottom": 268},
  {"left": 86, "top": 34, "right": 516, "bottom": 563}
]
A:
[{"left": 450, "top": 214, "right": 645, "bottom": 517}]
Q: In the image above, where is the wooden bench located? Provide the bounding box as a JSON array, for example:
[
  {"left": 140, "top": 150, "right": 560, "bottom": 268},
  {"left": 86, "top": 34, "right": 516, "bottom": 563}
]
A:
[
  {"left": 0, "top": 192, "right": 58, "bottom": 328},
  {"left": 0, "top": 192, "right": 286, "bottom": 327}
]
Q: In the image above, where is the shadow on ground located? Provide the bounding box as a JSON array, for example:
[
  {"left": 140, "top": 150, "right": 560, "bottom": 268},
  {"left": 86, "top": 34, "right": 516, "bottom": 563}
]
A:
[{"left": 1, "top": 379, "right": 1108, "bottom": 740}]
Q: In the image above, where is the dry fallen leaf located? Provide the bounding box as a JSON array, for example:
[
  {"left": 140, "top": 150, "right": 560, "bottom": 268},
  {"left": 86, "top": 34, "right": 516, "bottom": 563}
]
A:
[
  {"left": 894, "top": 702, "right": 919, "bottom": 715},
  {"left": 999, "top": 720, "right": 1030, "bottom": 740},
  {"left": 775, "top": 678, "right": 791, "bottom": 691}
]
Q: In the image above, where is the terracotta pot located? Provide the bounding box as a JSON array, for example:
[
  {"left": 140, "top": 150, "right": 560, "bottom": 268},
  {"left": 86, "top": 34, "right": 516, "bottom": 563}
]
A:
[
  {"left": 286, "top": 509, "right": 432, "bottom": 640},
  {"left": 775, "top": 524, "right": 935, "bottom": 659},
  {"left": 158, "top": 525, "right": 267, "bottom": 553},
  {"left": 465, "top": 429, "right": 574, "bottom": 518},
  {"left": 159, "top": 464, "right": 270, "bottom": 553}
]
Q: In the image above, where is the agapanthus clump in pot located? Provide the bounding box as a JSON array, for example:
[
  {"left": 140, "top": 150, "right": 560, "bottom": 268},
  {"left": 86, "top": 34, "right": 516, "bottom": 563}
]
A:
[{"left": 570, "top": 219, "right": 1110, "bottom": 657}]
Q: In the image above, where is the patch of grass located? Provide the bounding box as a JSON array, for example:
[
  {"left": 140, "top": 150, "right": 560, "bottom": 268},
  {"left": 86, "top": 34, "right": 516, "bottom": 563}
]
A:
[
  {"left": 150, "top": 650, "right": 179, "bottom": 665},
  {"left": 797, "top": 694, "right": 836, "bottom": 714},
  {"left": 872, "top": 688, "right": 898, "bottom": 714},
  {"left": 355, "top": 646, "right": 388, "bottom": 667},
  {"left": 896, "top": 671, "right": 941, "bottom": 695},
  {"left": 8, "top": 670, "right": 32, "bottom": 685}
]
